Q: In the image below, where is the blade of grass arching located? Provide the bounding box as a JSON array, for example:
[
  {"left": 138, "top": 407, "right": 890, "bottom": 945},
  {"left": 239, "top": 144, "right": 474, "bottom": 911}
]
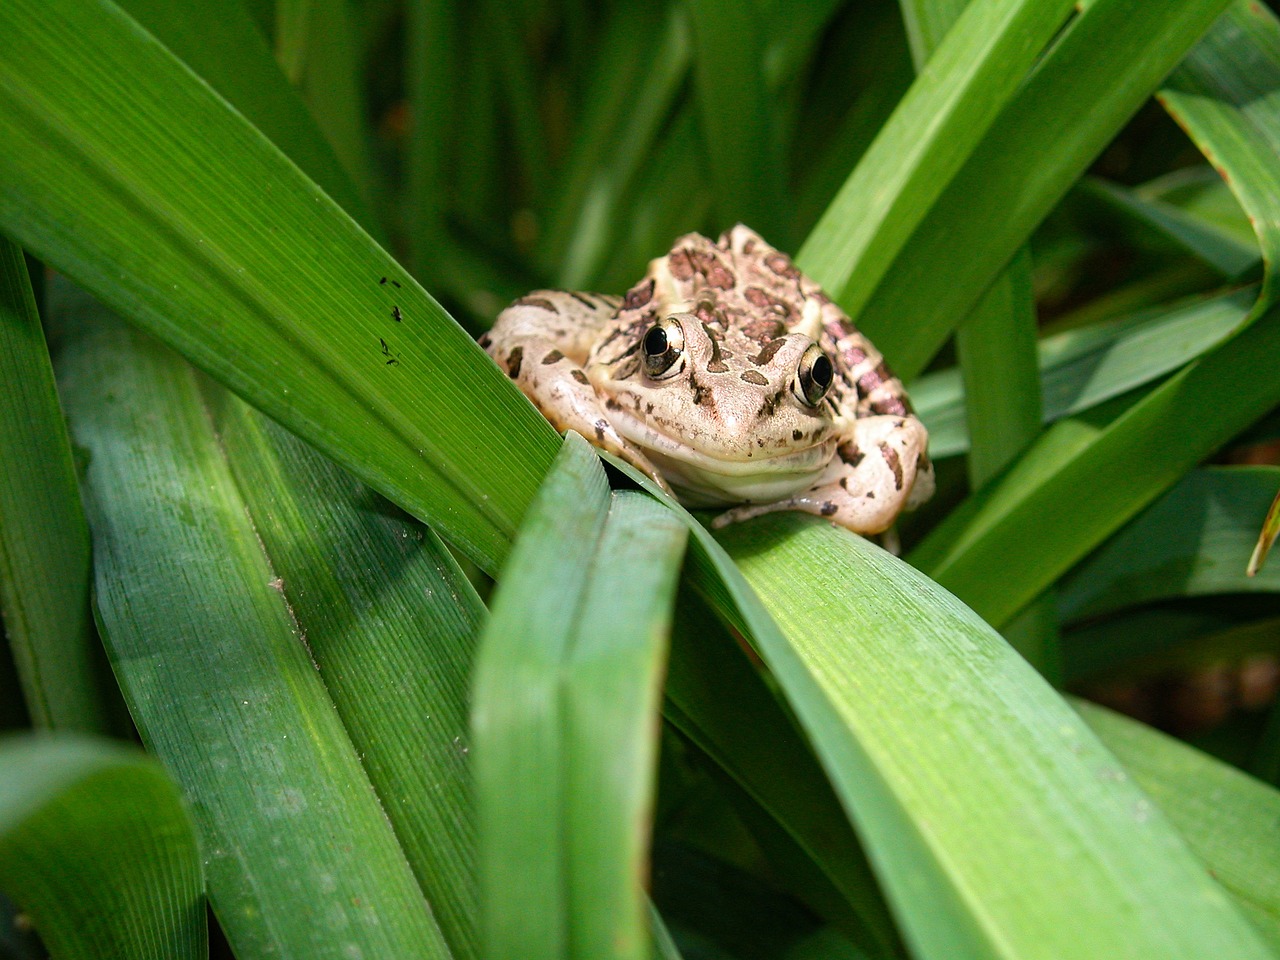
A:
[
  {"left": 846, "top": 0, "right": 1236, "bottom": 379},
  {"left": 913, "top": 288, "right": 1252, "bottom": 459},
  {"left": 474, "top": 435, "right": 687, "bottom": 960},
  {"left": 294, "top": 0, "right": 379, "bottom": 213},
  {"left": 1076, "top": 700, "right": 1280, "bottom": 950},
  {"left": 909, "top": 5, "right": 1280, "bottom": 625},
  {"left": 0, "top": 0, "right": 560, "bottom": 574},
  {"left": 909, "top": 305, "right": 1280, "bottom": 627},
  {"left": 597, "top": 456, "right": 1271, "bottom": 960},
  {"left": 664, "top": 594, "right": 901, "bottom": 957},
  {"left": 1059, "top": 466, "right": 1280, "bottom": 622},
  {"left": 687, "top": 0, "right": 788, "bottom": 245},
  {"left": 54, "top": 303, "right": 454, "bottom": 959},
  {"left": 473, "top": 434, "right": 611, "bottom": 960},
  {"left": 1146, "top": 165, "right": 1259, "bottom": 247},
  {"left": 117, "top": 0, "right": 374, "bottom": 232},
  {"left": 796, "top": 0, "right": 1078, "bottom": 328},
  {"left": 0, "top": 239, "right": 110, "bottom": 732},
  {"left": 201, "top": 381, "right": 485, "bottom": 960},
  {"left": 712, "top": 514, "right": 1273, "bottom": 960},
  {"left": 0, "top": 736, "right": 205, "bottom": 960},
  {"left": 1161, "top": 0, "right": 1280, "bottom": 311},
  {"left": 1080, "top": 177, "right": 1260, "bottom": 279},
  {"left": 564, "top": 492, "right": 687, "bottom": 960}
]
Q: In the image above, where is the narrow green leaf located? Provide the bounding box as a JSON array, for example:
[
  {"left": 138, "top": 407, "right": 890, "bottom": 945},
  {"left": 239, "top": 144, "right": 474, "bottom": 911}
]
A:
[
  {"left": 849, "top": 0, "right": 1235, "bottom": 378},
  {"left": 0, "top": 0, "right": 558, "bottom": 574},
  {"left": 1060, "top": 466, "right": 1280, "bottom": 621},
  {"left": 1161, "top": 0, "right": 1280, "bottom": 310},
  {"left": 1081, "top": 176, "right": 1260, "bottom": 278},
  {"left": 274, "top": 0, "right": 313, "bottom": 83},
  {"left": 0, "top": 735, "right": 205, "bottom": 960},
  {"left": 1248, "top": 486, "right": 1280, "bottom": 575},
  {"left": 715, "top": 515, "right": 1273, "bottom": 960},
  {"left": 474, "top": 435, "right": 687, "bottom": 960},
  {"left": 1078, "top": 700, "right": 1280, "bottom": 950},
  {"left": 55, "top": 301, "right": 453, "bottom": 959},
  {"left": 910, "top": 304, "right": 1280, "bottom": 627},
  {"left": 0, "top": 237, "right": 109, "bottom": 732},
  {"left": 914, "top": 288, "right": 1251, "bottom": 459},
  {"left": 474, "top": 434, "right": 611, "bottom": 960},
  {"left": 797, "top": 0, "right": 1077, "bottom": 324},
  {"left": 407, "top": 0, "right": 457, "bottom": 269},
  {"left": 687, "top": 0, "right": 788, "bottom": 244}
]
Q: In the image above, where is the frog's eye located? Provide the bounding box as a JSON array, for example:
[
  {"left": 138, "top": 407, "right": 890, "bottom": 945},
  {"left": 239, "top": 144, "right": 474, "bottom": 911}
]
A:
[
  {"left": 794, "top": 343, "right": 834, "bottom": 407},
  {"left": 641, "top": 316, "right": 686, "bottom": 379}
]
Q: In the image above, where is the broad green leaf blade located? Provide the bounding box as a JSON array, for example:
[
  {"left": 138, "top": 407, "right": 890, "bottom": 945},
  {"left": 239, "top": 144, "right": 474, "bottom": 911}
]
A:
[
  {"left": 201, "top": 381, "right": 485, "bottom": 959},
  {"left": 687, "top": 0, "right": 788, "bottom": 243},
  {"left": 0, "top": 735, "right": 205, "bottom": 960},
  {"left": 1161, "top": 0, "right": 1280, "bottom": 311},
  {"left": 797, "top": 0, "right": 1077, "bottom": 323},
  {"left": 474, "top": 435, "right": 687, "bottom": 960},
  {"left": 848, "top": 0, "right": 1235, "bottom": 378},
  {"left": 0, "top": 237, "right": 111, "bottom": 732},
  {"left": 565, "top": 492, "right": 686, "bottom": 960},
  {"left": 713, "top": 514, "right": 1273, "bottom": 960},
  {"left": 474, "top": 433, "right": 611, "bottom": 960},
  {"left": 117, "top": 0, "right": 373, "bottom": 232},
  {"left": 910, "top": 305, "right": 1280, "bottom": 627},
  {"left": 913, "top": 288, "right": 1251, "bottom": 459},
  {"left": 1060, "top": 466, "right": 1280, "bottom": 621},
  {"left": 0, "top": 0, "right": 559, "bottom": 574},
  {"left": 1077, "top": 701, "right": 1280, "bottom": 949},
  {"left": 54, "top": 302, "right": 453, "bottom": 958}
]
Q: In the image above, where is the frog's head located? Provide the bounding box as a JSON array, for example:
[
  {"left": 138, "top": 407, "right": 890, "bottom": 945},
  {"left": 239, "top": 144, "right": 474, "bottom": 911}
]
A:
[{"left": 587, "top": 306, "right": 848, "bottom": 507}]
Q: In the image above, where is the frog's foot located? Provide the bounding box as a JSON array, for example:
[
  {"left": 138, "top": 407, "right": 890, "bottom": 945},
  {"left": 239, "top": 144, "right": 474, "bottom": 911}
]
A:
[
  {"left": 480, "top": 325, "right": 674, "bottom": 496},
  {"left": 712, "top": 414, "right": 931, "bottom": 535}
]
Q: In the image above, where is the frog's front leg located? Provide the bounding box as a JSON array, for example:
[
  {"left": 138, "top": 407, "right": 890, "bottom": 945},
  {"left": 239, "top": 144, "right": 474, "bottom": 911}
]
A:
[
  {"left": 481, "top": 290, "right": 673, "bottom": 493},
  {"left": 713, "top": 415, "right": 933, "bottom": 535}
]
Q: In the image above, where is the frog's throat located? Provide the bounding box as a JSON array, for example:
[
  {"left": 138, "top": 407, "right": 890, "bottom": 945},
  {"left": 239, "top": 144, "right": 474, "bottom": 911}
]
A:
[{"left": 606, "top": 407, "right": 834, "bottom": 507}]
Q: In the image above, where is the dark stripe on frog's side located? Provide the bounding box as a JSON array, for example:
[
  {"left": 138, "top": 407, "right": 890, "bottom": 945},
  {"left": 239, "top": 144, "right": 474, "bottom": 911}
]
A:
[
  {"left": 820, "top": 501, "right": 837, "bottom": 517},
  {"left": 516, "top": 295, "right": 559, "bottom": 313},
  {"left": 839, "top": 442, "right": 864, "bottom": 467},
  {"left": 740, "top": 370, "right": 768, "bottom": 386},
  {"left": 870, "top": 395, "right": 910, "bottom": 417},
  {"left": 507, "top": 346, "right": 524, "bottom": 378},
  {"left": 568, "top": 292, "right": 601, "bottom": 310},
  {"left": 702, "top": 322, "right": 729, "bottom": 373},
  {"left": 571, "top": 369, "right": 590, "bottom": 385},
  {"left": 542, "top": 349, "right": 565, "bottom": 365},
  {"left": 878, "top": 442, "right": 904, "bottom": 490}
]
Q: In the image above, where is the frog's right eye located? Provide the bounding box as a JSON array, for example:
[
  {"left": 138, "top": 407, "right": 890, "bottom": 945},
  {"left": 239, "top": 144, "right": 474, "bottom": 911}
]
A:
[{"left": 641, "top": 316, "right": 686, "bottom": 379}]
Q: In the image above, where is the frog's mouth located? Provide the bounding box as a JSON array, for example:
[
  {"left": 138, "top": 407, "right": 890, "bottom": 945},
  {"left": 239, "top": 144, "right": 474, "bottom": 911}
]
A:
[{"left": 608, "top": 408, "right": 835, "bottom": 507}]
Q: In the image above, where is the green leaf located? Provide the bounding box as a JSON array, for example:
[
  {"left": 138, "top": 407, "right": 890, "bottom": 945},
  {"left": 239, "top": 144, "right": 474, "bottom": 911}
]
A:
[
  {"left": 0, "top": 236, "right": 110, "bottom": 732},
  {"left": 712, "top": 514, "right": 1273, "bottom": 960},
  {"left": 1078, "top": 700, "right": 1280, "bottom": 950},
  {"left": 0, "top": 0, "right": 558, "bottom": 574},
  {"left": 798, "top": 0, "right": 1076, "bottom": 326},
  {"left": 913, "top": 287, "right": 1251, "bottom": 459},
  {"left": 848, "top": 0, "right": 1235, "bottom": 378},
  {"left": 1060, "top": 466, "right": 1280, "bottom": 621},
  {"left": 0, "top": 735, "right": 205, "bottom": 960},
  {"left": 53, "top": 297, "right": 456, "bottom": 959},
  {"left": 473, "top": 434, "right": 687, "bottom": 960},
  {"left": 1161, "top": 0, "right": 1280, "bottom": 311}
]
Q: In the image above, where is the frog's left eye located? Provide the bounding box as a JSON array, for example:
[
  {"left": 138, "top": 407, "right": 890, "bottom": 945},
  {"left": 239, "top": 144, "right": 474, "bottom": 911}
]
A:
[
  {"left": 794, "top": 343, "right": 834, "bottom": 407},
  {"left": 641, "top": 316, "right": 686, "bottom": 379}
]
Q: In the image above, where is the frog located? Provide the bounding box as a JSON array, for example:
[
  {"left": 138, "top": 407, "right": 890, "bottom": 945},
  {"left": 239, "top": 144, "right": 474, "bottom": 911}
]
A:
[{"left": 479, "top": 225, "right": 933, "bottom": 534}]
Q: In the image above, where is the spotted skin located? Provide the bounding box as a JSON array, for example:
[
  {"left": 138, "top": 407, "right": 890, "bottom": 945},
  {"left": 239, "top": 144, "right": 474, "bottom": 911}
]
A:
[{"left": 483, "top": 225, "right": 933, "bottom": 534}]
